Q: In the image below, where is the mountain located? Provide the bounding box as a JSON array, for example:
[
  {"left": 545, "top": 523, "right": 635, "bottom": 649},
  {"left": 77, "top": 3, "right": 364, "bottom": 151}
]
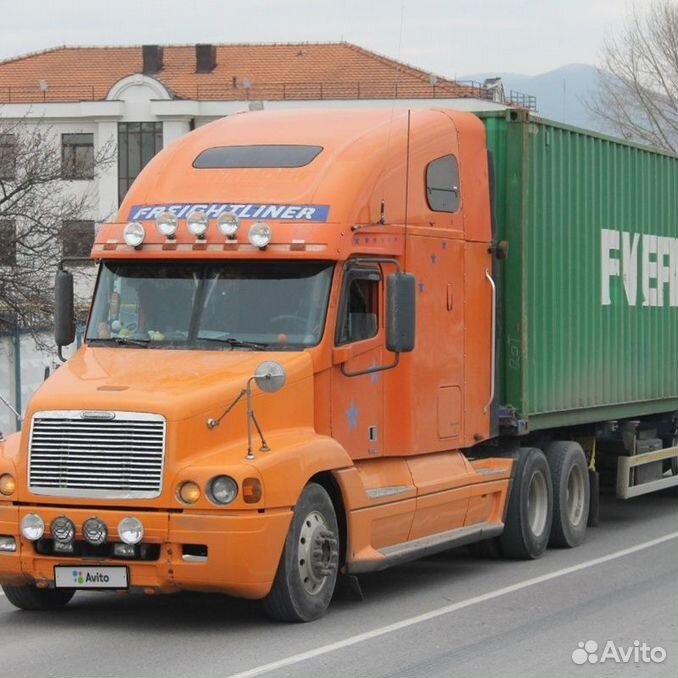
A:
[{"left": 461, "top": 64, "right": 612, "bottom": 135}]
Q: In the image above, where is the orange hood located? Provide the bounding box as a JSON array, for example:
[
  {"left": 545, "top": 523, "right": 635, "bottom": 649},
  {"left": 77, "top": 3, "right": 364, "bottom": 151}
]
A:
[{"left": 27, "top": 346, "right": 313, "bottom": 423}]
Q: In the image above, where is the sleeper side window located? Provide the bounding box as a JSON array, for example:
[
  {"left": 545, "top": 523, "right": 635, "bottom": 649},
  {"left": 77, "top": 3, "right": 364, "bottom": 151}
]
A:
[
  {"left": 426, "top": 154, "right": 460, "bottom": 213},
  {"left": 336, "top": 270, "right": 380, "bottom": 345}
]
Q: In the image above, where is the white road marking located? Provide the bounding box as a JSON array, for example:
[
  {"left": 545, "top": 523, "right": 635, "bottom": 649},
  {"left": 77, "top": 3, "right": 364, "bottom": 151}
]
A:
[{"left": 225, "top": 531, "right": 678, "bottom": 678}]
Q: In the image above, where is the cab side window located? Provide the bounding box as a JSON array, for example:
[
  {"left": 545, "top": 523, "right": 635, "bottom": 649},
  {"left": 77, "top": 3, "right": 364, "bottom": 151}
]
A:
[
  {"left": 426, "top": 154, "right": 460, "bottom": 212},
  {"left": 337, "top": 271, "right": 380, "bottom": 345}
]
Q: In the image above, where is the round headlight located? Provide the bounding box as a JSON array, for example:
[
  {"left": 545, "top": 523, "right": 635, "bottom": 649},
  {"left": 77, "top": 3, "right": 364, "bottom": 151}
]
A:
[
  {"left": 51, "top": 516, "right": 76, "bottom": 543},
  {"left": 21, "top": 513, "right": 45, "bottom": 541},
  {"left": 208, "top": 476, "right": 238, "bottom": 505},
  {"left": 0, "top": 473, "right": 16, "bottom": 496},
  {"left": 177, "top": 481, "right": 201, "bottom": 504},
  {"left": 118, "top": 517, "right": 144, "bottom": 545},
  {"left": 248, "top": 222, "right": 272, "bottom": 249},
  {"left": 156, "top": 211, "right": 179, "bottom": 239},
  {"left": 187, "top": 210, "right": 209, "bottom": 238},
  {"left": 123, "top": 221, "right": 146, "bottom": 248},
  {"left": 217, "top": 212, "right": 240, "bottom": 239},
  {"left": 83, "top": 517, "right": 108, "bottom": 546}
]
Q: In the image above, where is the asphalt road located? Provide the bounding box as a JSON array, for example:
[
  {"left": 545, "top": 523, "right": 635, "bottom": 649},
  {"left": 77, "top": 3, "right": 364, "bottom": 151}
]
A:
[{"left": 1, "top": 492, "right": 676, "bottom": 678}]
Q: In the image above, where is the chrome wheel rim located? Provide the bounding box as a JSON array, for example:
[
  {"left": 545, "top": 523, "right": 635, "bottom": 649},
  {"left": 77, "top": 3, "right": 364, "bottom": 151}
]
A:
[
  {"left": 297, "top": 510, "right": 337, "bottom": 595},
  {"left": 567, "top": 464, "right": 586, "bottom": 526},
  {"left": 527, "top": 469, "right": 549, "bottom": 536}
]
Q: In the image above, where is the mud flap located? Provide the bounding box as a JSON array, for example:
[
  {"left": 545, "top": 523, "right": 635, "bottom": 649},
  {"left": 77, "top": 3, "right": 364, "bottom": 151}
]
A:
[{"left": 588, "top": 469, "right": 600, "bottom": 527}]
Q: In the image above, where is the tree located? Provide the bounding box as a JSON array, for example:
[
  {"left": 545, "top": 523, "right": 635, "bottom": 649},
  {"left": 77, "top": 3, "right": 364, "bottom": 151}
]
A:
[
  {"left": 0, "top": 116, "right": 113, "bottom": 342},
  {"left": 591, "top": 1, "right": 678, "bottom": 152}
]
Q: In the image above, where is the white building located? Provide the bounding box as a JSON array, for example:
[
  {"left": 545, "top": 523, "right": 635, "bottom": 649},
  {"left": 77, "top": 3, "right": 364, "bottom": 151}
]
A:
[{"left": 0, "top": 42, "right": 527, "bottom": 433}]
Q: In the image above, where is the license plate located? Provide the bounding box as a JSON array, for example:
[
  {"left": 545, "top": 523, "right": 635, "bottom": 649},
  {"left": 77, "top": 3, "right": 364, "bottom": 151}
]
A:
[{"left": 54, "top": 566, "right": 128, "bottom": 589}]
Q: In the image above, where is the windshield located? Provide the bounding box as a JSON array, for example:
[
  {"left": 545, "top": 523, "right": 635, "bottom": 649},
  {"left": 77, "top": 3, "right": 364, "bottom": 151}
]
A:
[{"left": 86, "top": 260, "right": 334, "bottom": 350}]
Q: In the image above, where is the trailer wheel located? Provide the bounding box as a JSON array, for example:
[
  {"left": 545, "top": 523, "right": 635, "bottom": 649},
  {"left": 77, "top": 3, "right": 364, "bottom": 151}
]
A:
[
  {"left": 1, "top": 584, "right": 75, "bottom": 611},
  {"left": 499, "top": 447, "right": 553, "bottom": 559},
  {"left": 263, "top": 483, "right": 339, "bottom": 623},
  {"left": 546, "top": 441, "right": 590, "bottom": 548}
]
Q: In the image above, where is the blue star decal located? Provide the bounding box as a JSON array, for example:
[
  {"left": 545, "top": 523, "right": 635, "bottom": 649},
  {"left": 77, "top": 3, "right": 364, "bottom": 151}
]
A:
[
  {"left": 346, "top": 400, "right": 359, "bottom": 431},
  {"left": 370, "top": 361, "right": 380, "bottom": 384}
]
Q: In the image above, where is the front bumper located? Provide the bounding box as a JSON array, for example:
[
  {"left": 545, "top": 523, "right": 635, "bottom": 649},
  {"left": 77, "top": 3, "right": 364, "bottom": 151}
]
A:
[{"left": 0, "top": 504, "right": 291, "bottom": 600}]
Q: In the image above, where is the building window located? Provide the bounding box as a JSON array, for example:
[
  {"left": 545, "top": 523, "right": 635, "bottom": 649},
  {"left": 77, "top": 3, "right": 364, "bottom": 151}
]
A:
[
  {"left": 62, "top": 133, "right": 95, "bottom": 180},
  {"left": 426, "top": 155, "right": 460, "bottom": 213},
  {"left": 61, "top": 220, "right": 95, "bottom": 260},
  {"left": 0, "top": 134, "right": 17, "bottom": 181},
  {"left": 118, "top": 122, "right": 163, "bottom": 204},
  {"left": 0, "top": 220, "right": 16, "bottom": 265},
  {"left": 336, "top": 269, "right": 380, "bottom": 345}
]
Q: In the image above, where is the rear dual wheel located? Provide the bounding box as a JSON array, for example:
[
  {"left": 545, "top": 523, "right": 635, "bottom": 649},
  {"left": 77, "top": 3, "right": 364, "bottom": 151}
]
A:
[
  {"left": 546, "top": 441, "right": 590, "bottom": 548},
  {"left": 500, "top": 447, "right": 553, "bottom": 559}
]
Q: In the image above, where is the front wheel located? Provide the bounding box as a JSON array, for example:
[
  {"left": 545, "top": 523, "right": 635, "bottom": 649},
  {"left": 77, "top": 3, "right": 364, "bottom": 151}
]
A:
[
  {"left": 2, "top": 584, "right": 75, "bottom": 611},
  {"left": 499, "top": 447, "right": 553, "bottom": 559},
  {"left": 263, "top": 483, "right": 339, "bottom": 622}
]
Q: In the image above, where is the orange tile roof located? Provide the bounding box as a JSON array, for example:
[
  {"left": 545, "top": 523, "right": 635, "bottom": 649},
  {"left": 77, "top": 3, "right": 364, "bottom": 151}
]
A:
[{"left": 0, "top": 42, "right": 485, "bottom": 104}]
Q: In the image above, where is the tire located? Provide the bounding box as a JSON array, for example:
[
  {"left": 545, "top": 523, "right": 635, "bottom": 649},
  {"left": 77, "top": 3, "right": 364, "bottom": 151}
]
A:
[
  {"left": 499, "top": 447, "right": 553, "bottom": 559},
  {"left": 263, "top": 483, "right": 340, "bottom": 622},
  {"left": 546, "top": 441, "right": 590, "bottom": 548},
  {"left": 2, "top": 584, "right": 75, "bottom": 611}
]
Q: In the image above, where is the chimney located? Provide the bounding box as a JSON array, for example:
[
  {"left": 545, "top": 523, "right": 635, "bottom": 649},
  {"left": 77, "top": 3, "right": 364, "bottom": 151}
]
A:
[
  {"left": 196, "top": 44, "right": 217, "bottom": 73},
  {"left": 142, "top": 45, "right": 164, "bottom": 75}
]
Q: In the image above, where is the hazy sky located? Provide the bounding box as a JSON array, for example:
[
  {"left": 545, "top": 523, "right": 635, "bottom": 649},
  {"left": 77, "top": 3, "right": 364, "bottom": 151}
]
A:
[{"left": 0, "top": 0, "right": 635, "bottom": 77}]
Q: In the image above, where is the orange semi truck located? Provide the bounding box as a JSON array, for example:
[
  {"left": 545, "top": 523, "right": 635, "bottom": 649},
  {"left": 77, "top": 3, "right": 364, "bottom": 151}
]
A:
[{"left": 1, "top": 108, "right": 677, "bottom": 622}]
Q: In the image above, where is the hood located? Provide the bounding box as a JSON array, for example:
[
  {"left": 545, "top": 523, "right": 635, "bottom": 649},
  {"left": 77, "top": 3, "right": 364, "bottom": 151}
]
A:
[{"left": 28, "top": 346, "right": 312, "bottom": 423}]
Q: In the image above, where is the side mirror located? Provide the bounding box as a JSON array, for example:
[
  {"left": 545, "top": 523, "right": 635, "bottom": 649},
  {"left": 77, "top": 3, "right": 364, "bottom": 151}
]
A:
[
  {"left": 386, "top": 273, "right": 416, "bottom": 353},
  {"left": 254, "top": 361, "right": 286, "bottom": 393},
  {"left": 54, "top": 269, "right": 75, "bottom": 347}
]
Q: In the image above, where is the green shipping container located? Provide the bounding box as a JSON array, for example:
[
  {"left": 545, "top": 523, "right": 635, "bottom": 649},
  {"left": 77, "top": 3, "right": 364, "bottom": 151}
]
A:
[{"left": 479, "top": 110, "right": 678, "bottom": 431}]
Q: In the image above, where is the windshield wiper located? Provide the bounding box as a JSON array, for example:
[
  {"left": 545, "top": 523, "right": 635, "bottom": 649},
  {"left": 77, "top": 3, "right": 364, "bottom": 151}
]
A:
[
  {"left": 197, "top": 336, "right": 268, "bottom": 350},
  {"left": 88, "top": 337, "right": 151, "bottom": 348}
]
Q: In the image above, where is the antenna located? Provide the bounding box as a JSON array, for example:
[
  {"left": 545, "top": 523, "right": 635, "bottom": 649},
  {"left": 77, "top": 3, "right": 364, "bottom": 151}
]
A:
[{"left": 375, "top": 4, "right": 406, "bottom": 227}]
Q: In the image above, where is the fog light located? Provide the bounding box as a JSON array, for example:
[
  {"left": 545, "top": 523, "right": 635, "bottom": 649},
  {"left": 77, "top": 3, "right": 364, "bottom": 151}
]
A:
[
  {"left": 248, "top": 222, "right": 272, "bottom": 249},
  {"left": 178, "top": 481, "right": 201, "bottom": 504},
  {"left": 113, "top": 543, "right": 136, "bottom": 558},
  {"left": 187, "top": 210, "right": 209, "bottom": 239},
  {"left": 21, "top": 513, "right": 44, "bottom": 541},
  {"left": 83, "top": 517, "right": 108, "bottom": 546},
  {"left": 118, "top": 517, "right": 144, "bottom": 545},
  {"left": 0, "top": 536, "right": 16, "bottom": 552},
  {"left": 207, "top": 476, "right": 238, "bottom": 505},
  {"left": 0, "top": 473, "right": 16, "bottom": 496},
  {"left": 51, "top": 516, "right": 76, "bottom": 544},
  {"left": 217, "top": 211, "right": 240, "bottom": 239},
  {"left": 123, "top": 221, "right": 145, "bottom": 248},
  {"left": 156, "top": 211, "right": 179, "bottom": 239}
]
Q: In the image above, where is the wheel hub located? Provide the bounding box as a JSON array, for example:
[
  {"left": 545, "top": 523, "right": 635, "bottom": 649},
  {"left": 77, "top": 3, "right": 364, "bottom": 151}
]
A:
[{"left": 297, "top": 511, "right": 338, "bottom": 595}]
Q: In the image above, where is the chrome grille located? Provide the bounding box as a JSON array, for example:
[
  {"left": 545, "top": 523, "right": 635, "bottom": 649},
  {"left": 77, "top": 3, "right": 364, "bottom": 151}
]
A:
[{"left": 28, "top": 411, "right": 166, "bottom": 499}]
